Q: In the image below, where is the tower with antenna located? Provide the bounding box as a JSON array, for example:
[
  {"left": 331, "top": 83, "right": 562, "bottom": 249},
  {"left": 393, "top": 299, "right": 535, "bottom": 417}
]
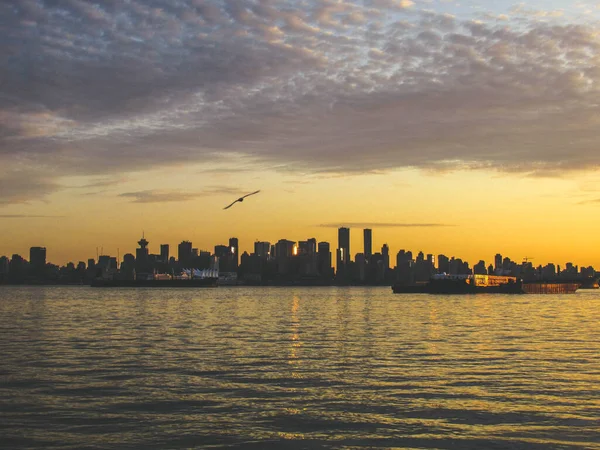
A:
[{"left": 136, "top": 232, "right": 150, "bottom": 275}]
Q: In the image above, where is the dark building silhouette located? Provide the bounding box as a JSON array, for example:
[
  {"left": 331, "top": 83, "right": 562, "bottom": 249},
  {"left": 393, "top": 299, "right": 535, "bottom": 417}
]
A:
[
  {"left": 29, "top": 247, "right": 46, "bottom": 275},
  {"left": 318, "top": 242, "right": 332, "bottom": 279},
  {"left": 214, "top": 242, "right": 237, "bottom": 273},
  {"left": 121, "top": 253, "right": 135, "bottom": 279},
  {"left": 135, "top": 234, "right": 150, "bottom": 274},
  {"left": 0, "top": 256, "right": 9, "bottom": 283},
  {"left": 438, "top": 254, "right": 450, "bottom": 274},
  {"left": 214, "top": 245, "right": 228, "bottom": 258},
  {"left": 274, "top": 239, "right": 295, "bottom": 275},
  {"left": 381, "top": 244, "right": 389, "bottom": 271},
  {"left": 274, "top": 240, "right": 295, "bottom": 259},
  {"left": 229, "top": 237, "right": 239, "bottom": 269},
  {"left": 298, "top": 240, "right": 309, "bottom": 255},
  {"left": 178, "top": 241, "right": 193, "bottom": 267},
  {"left": 363, "top": 229, "right": 372, "bottom": 259},
  {"left": 337, "top": 227, "right": 350, "bottom": 275},
  {"left": 474, "top": 260, "right": 487, "bottom": 275},
  {"left": 97, "top": 255, "right": 117, "bottom": 271},
  {"left": 160, "top": 244, "right": 169, "bottom": 263},
  {"left": 254, "top": 241, "right": 271, "bottom": 259},
  {"left": 495, "top": 253, "right": 502, "bottom": 272},
  {"left": 9, "top": 254, "right": 26, "bottom": 283}
]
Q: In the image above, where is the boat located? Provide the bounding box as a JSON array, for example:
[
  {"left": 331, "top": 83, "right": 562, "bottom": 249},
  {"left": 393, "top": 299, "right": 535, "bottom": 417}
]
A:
[{"left": 392, "top": 274, "right": 581, "bottom": 294}]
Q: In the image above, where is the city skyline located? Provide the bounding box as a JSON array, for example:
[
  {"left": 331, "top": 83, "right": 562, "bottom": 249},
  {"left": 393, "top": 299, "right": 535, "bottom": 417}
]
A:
[
  {"left": 3, "top": 1, "right": 600, "bottom": 267},
  {"left": 1, "top": 226, "right": 593, "bottom": 275}
]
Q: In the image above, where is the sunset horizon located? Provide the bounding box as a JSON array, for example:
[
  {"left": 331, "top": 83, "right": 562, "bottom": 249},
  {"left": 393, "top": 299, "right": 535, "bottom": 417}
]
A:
[{"left": 3, "top": 0, "right": 600, "bottom": 267}]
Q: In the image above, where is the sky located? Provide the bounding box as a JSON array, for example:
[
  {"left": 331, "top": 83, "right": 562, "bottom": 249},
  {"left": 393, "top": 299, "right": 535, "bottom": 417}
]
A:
[{"left": 2, "top": 0, "right": 600, "bottom": 268}]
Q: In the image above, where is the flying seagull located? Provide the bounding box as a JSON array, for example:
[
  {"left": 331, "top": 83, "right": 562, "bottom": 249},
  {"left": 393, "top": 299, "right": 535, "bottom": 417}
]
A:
[{"left": 223, "top": 190, "right": 261, "bottom": 210}]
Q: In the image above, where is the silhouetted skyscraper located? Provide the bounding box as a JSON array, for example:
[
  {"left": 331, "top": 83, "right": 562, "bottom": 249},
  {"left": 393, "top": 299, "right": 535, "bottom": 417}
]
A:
[
  {"left": 495, "top": 253, "right": 502, "bottom": 272},
  {"left": 254, "top": 241, "right": 271, "bottom": 259},
  {"left": 381, "top": 244, "right": 389, "bottom": 271},
  {"left": 29, "top": 247, "right": 46, "bottom": 274},
  {"left": 363, "top": 229, "right": 372, "bottom": 259},
  {"left": 214, "top": 245, "right": 228, "bottom": 258},
  {"left": 438, "top": 254, "right": 450, "bottom": 274},
  {"left": 275, "top": 239, "right": 295, "bottom": 259},
  {"left": 178, "top": 241, "right": 193, "bottom": 267},
  {"left": 229, "top": 237, "right": 239, "bottom": 269},
  {"left": 160, "top": 244, "right": 169, "bottom": 263},
  {"left": 318, "top": 242, "right": 332, "bottom": 278},
  {"left": 337, "top": 227, "right": 350, "bottom": 269}
]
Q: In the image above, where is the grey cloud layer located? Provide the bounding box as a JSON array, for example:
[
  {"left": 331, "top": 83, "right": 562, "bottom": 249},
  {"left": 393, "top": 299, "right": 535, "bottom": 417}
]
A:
[
  {"left": 119, "top": 186, "right": 250, "bottom": 203},
  {"left": 2, "top": 0, "right": 600, "bottom": 203},
  {"left": 319, "top": 223, "right": 452, "bottom": 228}
]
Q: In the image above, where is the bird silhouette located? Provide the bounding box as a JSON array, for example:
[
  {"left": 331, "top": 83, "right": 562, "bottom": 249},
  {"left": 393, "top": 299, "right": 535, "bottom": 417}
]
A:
[{"left": 223, "top": 190, "right": 260, "bottom": 210}]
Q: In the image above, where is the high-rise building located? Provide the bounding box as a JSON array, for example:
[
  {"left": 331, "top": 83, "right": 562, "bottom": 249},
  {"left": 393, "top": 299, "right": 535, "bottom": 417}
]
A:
[
  {"left": 298, "top": 241, "right": 309, "bottom": 255},
  {"left": 214, "top": 245, "right": 229, "bottom": 258},
  {"left": 494, "top": 253, "right": 502, "bottom": 272},
  {"left": 0, "top": 256, "right": 9, "bottom": 282},
  {"left": 29, "top": 247, "right": 46, "bottom": 274},
  {"left": 254, "top": 241, "right": 271, "bottom": 259},
  {"left": 363, "top": 229, "right": 372, "bottom": 259},
  {"left": 274, "top": 239, "right": 295, "bottom": 259},
  {"left": 381, "top": 244, "right": 390, "bottom": 271},
  {"left": 337, "top": 227, "right": 350, "bottom": 269},
  {"left": 178, "top": 241, "right": 193, "bottom": 266},
  {"left": 438, "top": 254, "right": 450, "bottom": 274},
  {"left": 160, "top": 244, "right": 169, "bottom": 263},
  {"left": 318, "top": 242, "right": 332, "bottom": 278},
  {"left": 229, "top": 237, "right": 239, "bottom": 269}
]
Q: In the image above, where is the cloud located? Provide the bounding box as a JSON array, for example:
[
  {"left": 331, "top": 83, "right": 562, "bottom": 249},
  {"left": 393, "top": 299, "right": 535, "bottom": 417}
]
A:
[
  {"left": 0, "top": 172, "right": 61, "bottom": 205},
  {"left": 0, "top": 214, "right": 66, "bottom": 218},
  {"left": 3, "top": 0, "right": 600, "bottom": 204},
  {"left": 118, "top": 186, "right": 250, "bottom": 203},
  {"left": 318, "top": 223, "right": 453, "bottom": 228}
]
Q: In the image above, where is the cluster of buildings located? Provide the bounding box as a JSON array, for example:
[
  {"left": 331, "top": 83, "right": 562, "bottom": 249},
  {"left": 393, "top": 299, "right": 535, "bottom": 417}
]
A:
[{"left": 0, "top": 227, "right": 596, "bottom": 285}]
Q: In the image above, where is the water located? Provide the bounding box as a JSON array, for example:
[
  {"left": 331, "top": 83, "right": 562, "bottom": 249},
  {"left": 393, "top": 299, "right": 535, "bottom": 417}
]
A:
[{"left": 1, "top": 286, "right": 599, "bottom": 449}]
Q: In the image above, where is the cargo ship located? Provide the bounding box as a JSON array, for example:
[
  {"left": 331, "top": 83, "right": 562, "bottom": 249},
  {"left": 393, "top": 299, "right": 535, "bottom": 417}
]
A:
[{"left": 392, "top": 274, "right": 581, "bottom": 294}]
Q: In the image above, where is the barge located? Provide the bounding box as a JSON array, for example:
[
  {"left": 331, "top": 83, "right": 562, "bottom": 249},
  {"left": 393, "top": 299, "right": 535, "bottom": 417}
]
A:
[{"left": 392, "top": 274, "right": 581, "bottom": 294}]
